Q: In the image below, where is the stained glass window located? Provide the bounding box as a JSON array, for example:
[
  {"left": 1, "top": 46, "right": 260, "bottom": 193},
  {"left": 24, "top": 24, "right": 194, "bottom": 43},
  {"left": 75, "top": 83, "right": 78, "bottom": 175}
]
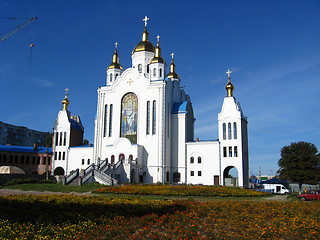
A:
[
  {"left": 228, "top": 122, "right": 232, "bottom": 140},
  {"left": 121, "top": 93, "right": 138, "bottom": 143},
  {"left": 233, "top": 122, "right": 237, "bottom": 139},
  {"left": 223, "top": 123, "right": 226, "bottom": 140}
]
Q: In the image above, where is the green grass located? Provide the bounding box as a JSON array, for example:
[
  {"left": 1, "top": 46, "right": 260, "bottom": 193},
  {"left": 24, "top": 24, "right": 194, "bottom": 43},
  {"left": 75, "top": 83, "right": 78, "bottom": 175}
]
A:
[{"left": 3, "top": 183, "right": 105, "bottom": 193}]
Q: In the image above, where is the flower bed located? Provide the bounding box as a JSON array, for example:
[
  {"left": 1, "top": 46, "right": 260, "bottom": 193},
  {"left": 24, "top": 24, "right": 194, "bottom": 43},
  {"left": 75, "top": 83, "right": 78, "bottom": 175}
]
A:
[
  {"left": 93, "top": 184, "right": 270, "bottom": 197},
  {"left": 0, "top": 194, "right": 319, "bottom": 239}
]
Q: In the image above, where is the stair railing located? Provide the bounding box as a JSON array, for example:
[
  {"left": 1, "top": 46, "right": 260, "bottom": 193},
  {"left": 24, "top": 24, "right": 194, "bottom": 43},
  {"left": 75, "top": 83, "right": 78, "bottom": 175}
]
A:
[{"left": 64, "top": 169, "right": 79, "bottom": 185}]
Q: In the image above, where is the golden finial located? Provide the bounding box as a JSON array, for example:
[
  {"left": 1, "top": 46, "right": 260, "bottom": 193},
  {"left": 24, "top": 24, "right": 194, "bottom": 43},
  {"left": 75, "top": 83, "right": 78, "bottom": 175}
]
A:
[
  {"left": 108, "top": 42, "right": 123, "bottom": 70},
  {"left": 62, "top": 88, "right": 69, "bottom": 110},
  {"left": 225, "top": 70, "right": 234, "bottom": 97},
  {"left": 151, "top": 35, "right": 165, "bottom": 64},
  {"left": 167, "top": 53, "right": 179, "bottom": 79}
]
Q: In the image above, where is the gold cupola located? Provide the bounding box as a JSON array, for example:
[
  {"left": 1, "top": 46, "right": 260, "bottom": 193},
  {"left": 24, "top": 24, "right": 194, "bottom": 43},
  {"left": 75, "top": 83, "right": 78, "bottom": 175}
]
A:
[
  {"left": 166, "top": 53, "right": 180, "bottom": 79},
  {"left": 225, "top": 70, "right": 234, "bottom": 97},
  {"left": 150, "top": 35, "right": 165, "bottom": 64},
  {"left": 132, "top": 16, "right": 155, "bottom": 54},
  {"left": 108, "top": 43, "right": 123, "bottom": 70},
  {"left": 62, "top": 88, "right": 70, "bottom": 111}
]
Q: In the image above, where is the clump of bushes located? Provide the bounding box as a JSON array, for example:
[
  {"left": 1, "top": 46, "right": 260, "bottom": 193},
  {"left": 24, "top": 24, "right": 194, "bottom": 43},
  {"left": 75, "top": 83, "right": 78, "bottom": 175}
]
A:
[{"left": 4, "top": 178, "right": 54, "bottom": 186}]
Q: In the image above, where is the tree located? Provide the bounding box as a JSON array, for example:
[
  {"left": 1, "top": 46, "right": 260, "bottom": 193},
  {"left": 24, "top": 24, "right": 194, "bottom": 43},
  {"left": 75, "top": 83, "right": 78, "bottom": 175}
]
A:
[
  {"left": 82, "top": 139, "right": 89, "bottom": 145},
  {"left": 277, "top": 141, "right": 320, "bottom": 193},
  {"left": 45, "top": 132, "right": 53, "bottom": 147}
]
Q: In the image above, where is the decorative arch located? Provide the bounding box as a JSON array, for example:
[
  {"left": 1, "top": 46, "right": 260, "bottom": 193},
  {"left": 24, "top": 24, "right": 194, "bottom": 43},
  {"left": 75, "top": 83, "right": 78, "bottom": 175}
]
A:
[
  {"left": 120, "top": 92, "right": 138, "bottom": 143},
  {"left": 54, "top": 167, "right": 65, "bottom": 176},
  {"left": 223, "top": 166, "right": 238, "bottom": 187}
]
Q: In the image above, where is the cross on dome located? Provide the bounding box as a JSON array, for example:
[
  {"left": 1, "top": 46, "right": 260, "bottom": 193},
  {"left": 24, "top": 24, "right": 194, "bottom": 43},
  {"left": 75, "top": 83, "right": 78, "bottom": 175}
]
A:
[
  {"left": 171, "top": 53, "right": 174, "bottom": 59},
  {"left": 115, "top": 42, "right": 118, "bottom": 50},
  {"left": 226, "top": 69, "right": 232, "bottom": 79},
  {"left": 142, "top": 16, "right": 149, "bottom": 27},
  {"left": 156, "top": 35, "right": 160, "bottom": 44},
  {"left": 65, "top": 88, "right": 69, "bottom": 95}
]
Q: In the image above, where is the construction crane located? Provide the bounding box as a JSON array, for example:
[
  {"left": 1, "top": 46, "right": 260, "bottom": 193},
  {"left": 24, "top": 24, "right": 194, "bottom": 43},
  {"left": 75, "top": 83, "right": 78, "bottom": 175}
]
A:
[{"left": 0, "top": 17, "right": 37, "bottom": 43}]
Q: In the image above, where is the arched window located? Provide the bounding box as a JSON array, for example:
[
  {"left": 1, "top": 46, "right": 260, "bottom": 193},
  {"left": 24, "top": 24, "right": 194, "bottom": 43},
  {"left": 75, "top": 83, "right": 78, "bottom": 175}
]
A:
[
  {"left": 62, "top": 152, "right": 65, "bottom": 160},
  {"left": 82, "top": 159, "right": 84, "bottom": 165},
  {"left": 233, "top": 122, "right": 237, "bottom": 139},
  {"left": 109, "top": 104, "right": 113, "bottom": 137},
  {"left": 228, "top": 123, "right": 232, "bottom": 140},
  {"left": 223, "top": 123, "right": 226, "bottom": 140},
  {"left": 58, "top": 152, "right": 61, "bottom": 160},
  {"left": 14, "top": 155, "right": 18, "bottom": 164},
  {"left": 21, "top": 156, "right": 25, "bottom": 164},
  {"left": 104, "top": 104, "right": 108, "bottom": 137},
  {"left": 3, "top": 155, "right": 6, "bottom": 163},
  {"left": 121, "top": 93, "right": 138, "bottom": 143},
  {"left": 115, "top": 74, "right": 118, "bottom": 79},
  {"left": 54, "top": 152, "right": 57, "bottom": 160},
  {"left": 159, "top": 68, "right": 162, "bottom": 77},
  {"left": 55, "top": 132, "right": 58, "bottom": 146},
  {"left": 147, "top": 65, "right": 149, "bottom": 73},
  {"left": 229, "top": 147, "right": 232, "bottom": 157},
  {"left": 59, "top": 132, "right": 62, "bottom": 146},
  {"left": 43, "top": 157, "right": 46, "bottom": 165},
  {"left": 153, "top": 68, "right": 156, "bottom": 77},
  {"left": 198, "top": 156, "right": 202, "bottom": 163},
  {"left": 129, "top": 155, "right": 133, "bottom": 161},
  {"left": 138, "top": 64, "right": 142, "bottom": 73},
  {"left": 152, "top": 100, "right": 156, "bottom": 134},
  {"left": 146, "top": 101, "right": 150, "bottom": 134},
  {"left": 63, "top": 132, "right": 66, "bottom": 146},
  {"left": 234, "top": 146, "right": 238, "bottom": 157},
  {"left": 26, "top": 156, "right": 30, "bottom": 164},
  {"left": 87, "top": 159, "right": 90, "bottom": 165},
  {"left": 190, "top": 157, "right": 194, "bottom": 163},
  {"left": 111, "top": 155, "right": 115, "bottom": 164},
  {"left": 110, "top": 73, "right": 113, "bottom": 82},
  {"left": 119, "top": 154, "right": 125, "bottom": 162},
  {"left": 32, "top": 156, "right": 36, "bottom": 164},
  {"left": 37, "top": 157, "right": 40, "bottom": 164}
]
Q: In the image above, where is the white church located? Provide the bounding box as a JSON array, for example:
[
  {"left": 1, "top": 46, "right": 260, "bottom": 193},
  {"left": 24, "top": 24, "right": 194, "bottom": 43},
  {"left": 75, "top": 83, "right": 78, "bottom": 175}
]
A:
[{"left": 52, "top": 17, "right": 249, "bottom": 187}]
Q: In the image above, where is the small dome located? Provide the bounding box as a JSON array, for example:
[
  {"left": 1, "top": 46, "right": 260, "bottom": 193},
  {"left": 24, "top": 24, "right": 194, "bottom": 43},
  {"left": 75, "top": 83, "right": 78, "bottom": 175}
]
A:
[
  {"left": 225, "top": 80, "right": 234, "bottom": 97},
  {"left": 166, "top": 54, "right": 179, "bottom": 79},
  {"left": 150, "top": 36, "right": 165, "bottom": 64},
  {"left": 0, "top": 166, "right": 26, "bottom": 174}
]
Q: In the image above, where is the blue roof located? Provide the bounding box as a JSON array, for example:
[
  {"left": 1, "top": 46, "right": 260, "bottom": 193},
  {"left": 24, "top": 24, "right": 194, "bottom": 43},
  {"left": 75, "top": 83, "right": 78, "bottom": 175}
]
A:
[
  {"left": 70, "top": 119, "right": 82, "bottom": 130},
  {"left": 0, "top": 145, "right": 52, "bottom": 154},
  {"left": 172, "top": 102, "right": 188, "bottom": 114},
  {"left": 70, "top": 144, "right": 93, "bottom": 148},
  {"left": 261, "top": 179, "right": 288, "bottom": 185}
]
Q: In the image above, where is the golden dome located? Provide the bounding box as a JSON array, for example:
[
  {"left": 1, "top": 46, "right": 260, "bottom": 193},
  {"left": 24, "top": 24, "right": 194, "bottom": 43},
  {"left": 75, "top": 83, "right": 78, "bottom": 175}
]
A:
[
  {"left": 62, "top": 88, "right": 69, "bottom": 110},
  {"left": 225, "top": 80, "right": 234, "bottom": 97},
  {"left": 150, "top": 35, "right": 165, "bottom": 64},
  {"left": 166, "top": 53, "right": 179, "bottom": 79},
  {"left": 225, "top": 69, "right": 234, "bottom": 97},
  {"left": 132, "top": 27, "right": 155, "bottom": 54},
  {"left": 108, "top": 44, "right": 123, "bottom": 70}
]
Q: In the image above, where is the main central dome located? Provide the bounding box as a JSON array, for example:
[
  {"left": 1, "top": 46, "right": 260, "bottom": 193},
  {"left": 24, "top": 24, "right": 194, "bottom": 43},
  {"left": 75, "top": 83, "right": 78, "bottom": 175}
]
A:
[{"left": 132, "top": 27, "right": 155, "bottom": 54}]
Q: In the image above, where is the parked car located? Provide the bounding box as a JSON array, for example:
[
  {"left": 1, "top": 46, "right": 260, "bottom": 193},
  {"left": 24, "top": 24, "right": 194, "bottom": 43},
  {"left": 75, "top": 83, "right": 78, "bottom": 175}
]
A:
[{"left": 297, "top": 190, "right": 320, "bottom": 201}]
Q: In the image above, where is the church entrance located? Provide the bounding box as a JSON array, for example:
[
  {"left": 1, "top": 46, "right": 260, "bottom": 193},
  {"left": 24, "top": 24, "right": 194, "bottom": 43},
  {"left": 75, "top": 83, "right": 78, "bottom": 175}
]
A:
[
  {"left": 53, "top": 167, "right": 65, "bottom": 176},
  {"left": 223, "top": 166, "right": 238, "bottom": 187}
]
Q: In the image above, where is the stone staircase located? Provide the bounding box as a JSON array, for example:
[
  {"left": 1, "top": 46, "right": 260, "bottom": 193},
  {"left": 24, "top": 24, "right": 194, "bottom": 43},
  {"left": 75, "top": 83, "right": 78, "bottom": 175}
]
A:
[{"left": 63, "top": 159, "right": 120, "bottom": 186}]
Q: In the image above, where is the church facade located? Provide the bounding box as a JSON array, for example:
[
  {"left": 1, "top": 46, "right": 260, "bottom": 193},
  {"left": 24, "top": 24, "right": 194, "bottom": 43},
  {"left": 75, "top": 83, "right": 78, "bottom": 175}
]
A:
[{"left": 52, "top": 18, "right": 249, "bottom": 187}]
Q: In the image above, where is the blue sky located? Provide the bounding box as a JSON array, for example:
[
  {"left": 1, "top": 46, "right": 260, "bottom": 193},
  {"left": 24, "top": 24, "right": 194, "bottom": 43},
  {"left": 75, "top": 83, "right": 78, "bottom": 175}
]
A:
[{"left": 1, "top": 0, "right": 319, "bottom": 175}]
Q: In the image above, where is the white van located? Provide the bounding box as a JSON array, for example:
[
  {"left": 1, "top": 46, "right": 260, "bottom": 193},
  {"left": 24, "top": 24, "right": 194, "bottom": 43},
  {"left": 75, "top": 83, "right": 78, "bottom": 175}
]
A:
[{"left": 262, "top": 184, "right": 290, "bottom": 194}]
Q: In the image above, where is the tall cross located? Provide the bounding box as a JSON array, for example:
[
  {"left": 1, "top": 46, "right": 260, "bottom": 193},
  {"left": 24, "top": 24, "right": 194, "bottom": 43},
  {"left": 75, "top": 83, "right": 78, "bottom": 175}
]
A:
[
  {"left": 226, "top": 69, "right": 232, "bottom": 79},
  {"left": 156, "top": 35, "right": 160, "bottom": 44},
  {"left": 171, "top": 53, "right": 174, "bottom": 59},
  {"left": 65, "top": 88, "right": 69, "bottom": 95},
  {"left": 115, "top": 42, "right": 118, "bottom": 50},
  {"left": 142, "top": 16, "right": 149, "bottom": 27},
  {"left": 127, "top": 79, "right": 133, "bottom": 85}
]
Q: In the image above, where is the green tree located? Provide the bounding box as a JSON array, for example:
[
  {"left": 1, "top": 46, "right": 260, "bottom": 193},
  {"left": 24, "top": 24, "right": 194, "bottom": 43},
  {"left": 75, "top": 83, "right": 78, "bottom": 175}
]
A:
[
  {"left": 82, "top": 139, "right": 89, "bottom": 145},
  {"left": 45, "top": 132, "right": 53, "bottom": 147},
  {"left": 277, "top": 141, "right": 320, "bottom": 193}
]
